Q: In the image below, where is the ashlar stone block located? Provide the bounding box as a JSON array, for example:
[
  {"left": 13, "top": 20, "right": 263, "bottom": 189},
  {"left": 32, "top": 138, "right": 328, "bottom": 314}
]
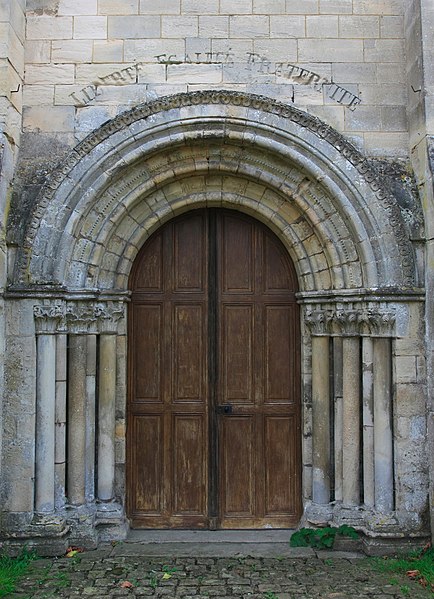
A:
[
  {"left": 364, "top": 39, "right": 405, "bottom": 62},
  {"left": 124, "top": 39, "right": 184, "bottom": 62},
  {"left": 93, "top": 40, "right": 123, "bottom": 62},
  {"left": 25, "top": 64, "right": 75, "bottom": 84},
  {"left": 299, "top": 39, "right": 363, "bottom": 62},
  {"left": 339, "top": 16, "right": 380, "bottom": 38},
  {"left": 380, "top": 15, "right": 403, "bottom": 37},
  {"left": 229, "top": 15, "right": 269, "bottom": 38},
  {"left": 26, "top": 16, "right": 73, "bottom": 40},
  {"left": 24, "top": 39, "right": 51, "bottom": 63},
  {"left": 270, "top": 15, "right": 305, "bottom": 37},
  {"left": 253, "top": 38, "right": 297, "bottom": 61},
  {"left": 58, "top": 0, "right": 97, "bottom": 15},
  {"left": 52, "top": 40, "right": 93, "bottom": 62},
  {"left": 253, "top": 0, "right": 285, "bottom": 13},
  {"left": 363, "top": 131, "right": 409, "bottom": 156},
  {"left": 139, "top": 0, "right": 180, "bottom": 13},
  {"left": 166, "top": 63, "right": 222, "bottom": 84},
  {"left": 182, "top": 0, "right": 219, "bottom": 15},
  {"left": 332, "top": 62, "right": 376, "bottom": 83},
  {"left": 98, "top": 0, "right": 139, "bottom": 15},
  {"left": 353, "top": 0, "right": 404, "bottom": 16},
  {"left": 286, "top": 0, "right": 318, "bottom": 13},
  {"left": 73, "top": 16, "right": 107, "bottom": 39},
  {"left": 108, "top": 15, "right": 160, "bottom": 38},
  {"left": 161, "top": 16, "right": 198, "bottom": 37},
  {"left": 23, "top": 105, "right": 75, "bottom": 132},
  {"left": 306, "top": 16, "right": 339, "bottom": 38},
  {"left": 199, "top": 16, "right": 229, "bottom": 38},
  {"left": 319, "top": 0, "right": 352, "bottom": 13},
  {"left": 220, "top": 0, "right": 252, "bottom": 14},
  {"left": 22, "top": 83, "right": 54, "bottom": 105}
]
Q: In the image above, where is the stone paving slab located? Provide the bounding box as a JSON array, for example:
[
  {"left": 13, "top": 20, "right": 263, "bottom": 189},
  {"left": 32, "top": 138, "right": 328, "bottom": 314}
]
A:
[{"left": 4, "top": 543, "right": 432, "bottom": 599}]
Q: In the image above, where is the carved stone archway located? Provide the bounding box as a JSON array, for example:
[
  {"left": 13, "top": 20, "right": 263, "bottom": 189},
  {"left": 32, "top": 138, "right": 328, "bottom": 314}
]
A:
[{"left": 3, "top": 92, "right": 428, "bottom": 550}]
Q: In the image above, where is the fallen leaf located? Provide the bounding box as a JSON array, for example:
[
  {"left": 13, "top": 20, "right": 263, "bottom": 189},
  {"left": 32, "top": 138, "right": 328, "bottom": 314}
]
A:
[
  {"left": 162, "top": 573, "right": 172, "bottom": 580},
  {"left": 406, "top": 569, "right": 420, "bottom": 579},
  {"left": 65, "top": 550, "right": 79, "bottom": 558},
  {"left": 120, "top": 581, "right": 134, "bottom": 589}
]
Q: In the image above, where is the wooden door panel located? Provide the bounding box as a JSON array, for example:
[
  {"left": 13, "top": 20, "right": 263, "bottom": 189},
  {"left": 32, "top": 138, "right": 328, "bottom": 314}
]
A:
[
  {"left": 134, "top": 305, "right": 162, "bottom": 402},
  {"left": 134, "top": 234, "right": 163, "bottom": 291},
  {"left": 130, "top": 415, "right": 163, "bottom": 514},
  {"left": 173, "top": 304, "right": 205, "bottom": 402},
  {"left": 221, "top": 215, "right": 254, "bottom": 293},
  {"left": 173, "top": 415, "right": 207, "bottom": 516},
  {"left": 221, "top": 417, "right": 255, "bottom": 516},
  {"left": 264, "top": 305, "right": 292, "bottom": 403},
  {"left": 264, "top": 415, "right": 297, "bottom": 515},
  {"left": 221, "top": 304, "right": 253, "bottom": 403},
  {"left": 263, "top": 234, "right": 294, "bottom": 292},
  {"left": 173, "top": 213, "right": 206, "bottom": 292}
]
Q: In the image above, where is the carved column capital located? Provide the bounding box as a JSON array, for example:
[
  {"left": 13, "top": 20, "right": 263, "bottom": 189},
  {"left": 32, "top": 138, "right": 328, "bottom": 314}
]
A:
[
  {"left": 65, "top": 300, "right": 125, "bottom": 334},
  {"left": 65, "top": 301, "right": 99, "bottom": 334},
  {"left": 304, "top": 306, "right": 396, "bottom": 337},
  {"left": 33, "top": 303, "right": 66, "bottom": 334},
  {"left": 304, "top": 309, "right": 334, "bottom": 336},
  {"left": 94, "top": 301, "right": 125, "bottom": 334}
]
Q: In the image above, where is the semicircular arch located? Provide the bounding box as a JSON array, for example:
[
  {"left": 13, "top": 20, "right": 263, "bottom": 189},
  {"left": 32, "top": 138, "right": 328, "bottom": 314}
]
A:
[{"left": 14, "top": 91, "right": 416, "bottom": 294}]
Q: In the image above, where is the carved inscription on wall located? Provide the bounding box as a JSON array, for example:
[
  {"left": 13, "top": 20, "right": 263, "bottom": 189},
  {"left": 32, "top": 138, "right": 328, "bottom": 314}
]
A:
[{"left": 70, "top": 51, "right": 361, "bottom": 111}]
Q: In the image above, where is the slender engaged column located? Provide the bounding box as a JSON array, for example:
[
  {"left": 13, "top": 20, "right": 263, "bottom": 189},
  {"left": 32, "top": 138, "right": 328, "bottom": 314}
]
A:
[
  {"left": 333, "top": 337, "right": 343, "bottom": 502},
  {"left": 342, "top": 337, "right": 361, "bottom": 506},
  {"left": 374, "top": 338, "right": 394, "bottom": 513},
  {"left": 312, "top": 336, "right": 330, "bottom": 504},
  {"left": 68, "top": 335, "right": 87, "bottom": 505},
  {"left": 85, "top": 335, "right": 97, "bottom": 502},
  {"left": 98, "top": 334, "right": 117, "bottom": 501},
  {"left": 35, "top": 334, "right": 56, "bottom": 512},
  {"left": 362, "top": 337, "right": 375, "bottom": 508},
  {"left": 55, "top": 334, "right": 67, "bottom": 509}
]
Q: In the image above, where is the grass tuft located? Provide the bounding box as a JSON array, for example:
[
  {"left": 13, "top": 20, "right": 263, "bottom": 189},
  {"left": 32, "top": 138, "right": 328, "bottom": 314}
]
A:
[
  {"left": 371, "top": 544, "right": 434, "bottom": 594},
  {"left": 0, "top": 548, "right": 37, "bottom": 597}
]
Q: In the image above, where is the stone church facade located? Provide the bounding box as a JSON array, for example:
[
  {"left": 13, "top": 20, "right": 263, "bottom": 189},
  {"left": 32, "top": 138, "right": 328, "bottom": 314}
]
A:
[{"left": 0, "top": 0, "right": 433, "bottom": 553}]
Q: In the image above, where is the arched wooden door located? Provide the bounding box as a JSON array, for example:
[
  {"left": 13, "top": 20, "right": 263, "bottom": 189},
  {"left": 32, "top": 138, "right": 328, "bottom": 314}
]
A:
[{"left": 127, "top": 209, "right": 301, "bottom": 529}]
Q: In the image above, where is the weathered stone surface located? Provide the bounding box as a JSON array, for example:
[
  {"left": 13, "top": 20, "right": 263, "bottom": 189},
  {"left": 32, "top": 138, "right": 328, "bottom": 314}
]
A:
[{"left": 1, "top": 0, "right": 434, "bottom": 553}]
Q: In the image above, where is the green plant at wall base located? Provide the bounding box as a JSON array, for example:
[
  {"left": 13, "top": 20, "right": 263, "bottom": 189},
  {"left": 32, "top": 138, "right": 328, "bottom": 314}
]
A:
[
  {"left": 290, "top": 525, "right": 359, "bottom": 549},
  {"left": 0, "top": 548, "right": 37, "bottom": 597}
]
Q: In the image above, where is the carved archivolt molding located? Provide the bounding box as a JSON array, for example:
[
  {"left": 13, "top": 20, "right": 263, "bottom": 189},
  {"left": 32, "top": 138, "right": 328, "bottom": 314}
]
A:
[
  {"left": 19, "top": 90, "right": 415, "bottom": 287},
  {"left": 33, "top": 301, "right": 125, "bottom": 335},
  {"left": 305, "top": 308, "right": 396, "bottom": 337}
]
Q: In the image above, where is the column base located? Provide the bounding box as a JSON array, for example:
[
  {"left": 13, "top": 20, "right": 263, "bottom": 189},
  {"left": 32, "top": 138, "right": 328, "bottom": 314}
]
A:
[
  {"left": 0, "top": 511, "right": 70, "bottom": 556},
  {"left": 96, "top": 500, "right": 128, "bottom": 542},
  {"left": 298, "top": 501, "right": 430, "bottom": 555}
]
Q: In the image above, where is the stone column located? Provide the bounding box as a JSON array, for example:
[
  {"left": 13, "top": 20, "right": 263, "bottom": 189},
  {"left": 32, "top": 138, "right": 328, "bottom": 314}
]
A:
[
  {"left": 85, "top": 335, "right": 97, "bottom": 502},
  {"left": 333, "top": 337, "right": 343, "bottom": 502},
  {"left": 312, "top": 335, "right": 331, "bottom": 505},
  {"left": 35, "top": 334, "right": 56, "bottom": 513},
  {"left": 34, "top": 305, "right": 65, "bottom": 513},
  {"left": 67, "top": 335, "right": 87, "bottom": 506},
  {"left": 342, "top": 336, "right": 361, "bottom": 506},
  {"left": 362, "top": 337, "right": 375, "bottom": 508},
  {"left": 55, "top": 334, "right": 67, "bottom": 509},
  {"left": 98, "top": 334, "right": 117, "bottom": 501},
  {"left": 374, "top": 337, "right": 394, "bottom": 513}
]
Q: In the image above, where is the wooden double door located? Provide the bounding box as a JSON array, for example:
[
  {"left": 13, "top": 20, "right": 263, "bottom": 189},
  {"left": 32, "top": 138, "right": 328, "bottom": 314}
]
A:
[{"left": 127, "top": 209, "right": 301, "bottom": 529}]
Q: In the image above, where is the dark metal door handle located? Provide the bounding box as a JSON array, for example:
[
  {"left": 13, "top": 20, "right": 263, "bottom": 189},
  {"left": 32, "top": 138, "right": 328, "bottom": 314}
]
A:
[{"left": 216, "top": 404, "right": 233, "bottom": 415}]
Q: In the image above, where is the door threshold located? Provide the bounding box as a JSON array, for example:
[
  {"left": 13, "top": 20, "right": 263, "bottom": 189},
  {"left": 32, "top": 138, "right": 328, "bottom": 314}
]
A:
[{"left": 126, "top": 529, "right": 294, "bottom": 544}]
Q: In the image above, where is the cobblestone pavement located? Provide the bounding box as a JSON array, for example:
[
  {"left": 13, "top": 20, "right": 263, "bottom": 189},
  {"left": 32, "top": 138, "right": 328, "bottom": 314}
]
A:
[{"left": 5, "top": 543, "right": 432, "bottom": 599}]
